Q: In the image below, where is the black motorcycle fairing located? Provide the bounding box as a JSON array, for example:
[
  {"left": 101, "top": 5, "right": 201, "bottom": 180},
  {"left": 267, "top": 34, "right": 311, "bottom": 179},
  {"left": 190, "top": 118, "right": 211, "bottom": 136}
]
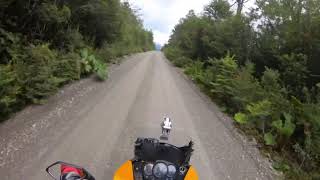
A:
[
  {"left": 133, "top": 138, "right": 193, "bottom": 168},
  {"left": 131, "top": 138, "right": 194, "bottom": 180}
]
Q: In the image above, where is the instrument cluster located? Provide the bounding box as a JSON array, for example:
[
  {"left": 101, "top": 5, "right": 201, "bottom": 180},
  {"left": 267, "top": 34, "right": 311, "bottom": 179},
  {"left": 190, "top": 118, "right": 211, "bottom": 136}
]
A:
[{"left": 133, "top": 160, "right": 188, "bottom": 180}]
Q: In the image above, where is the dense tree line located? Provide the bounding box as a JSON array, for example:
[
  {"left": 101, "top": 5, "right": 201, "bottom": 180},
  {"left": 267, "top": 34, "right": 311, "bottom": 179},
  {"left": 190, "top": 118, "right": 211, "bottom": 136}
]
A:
[
  {"left": 0, "top": 0, "right": 154, "bottom": 120},
  {"left": 163, "top": 0, "right": 320, "bottom": 178}
]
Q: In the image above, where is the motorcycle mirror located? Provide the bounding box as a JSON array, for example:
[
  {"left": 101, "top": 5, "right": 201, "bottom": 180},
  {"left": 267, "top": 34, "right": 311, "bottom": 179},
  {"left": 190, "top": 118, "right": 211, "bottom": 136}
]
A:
[{"left": 46, "top": 161, "right": 95, "bottom": 180}]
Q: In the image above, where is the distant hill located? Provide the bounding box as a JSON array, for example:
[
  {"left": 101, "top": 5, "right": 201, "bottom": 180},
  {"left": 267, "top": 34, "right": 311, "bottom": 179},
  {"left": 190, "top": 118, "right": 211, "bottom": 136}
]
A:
[{"left": 155, "top": 43, "right": 162, "bottom": 51}]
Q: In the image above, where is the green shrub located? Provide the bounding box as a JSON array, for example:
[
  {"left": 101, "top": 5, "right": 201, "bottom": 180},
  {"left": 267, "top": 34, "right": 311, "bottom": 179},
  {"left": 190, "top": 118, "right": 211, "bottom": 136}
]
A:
[
  {"left": 0, "top": 65, "right": 20, "bottom": 118},
  {"left": 184, "top": 61, "right": 206, "bottom": 82},
  {"left": 162, "top": 0, "right": 320, "bottom": 176},
  {"left": 95, "top": 62, "right": 108, "bottom": 81},
  {"left": 95, "top": 42, "right": 130, "bottom": 63},
  {"left": 0, "top": 0, "right": 154, "bottom": 121},
  {"left": 0, "top": 28, "right": 22, "bottom": 64},
  {"left": 229, "top": 62, "right": 320, "bottom": 173},
  {"left": 172, "top": 56, "right": 192, "bottom": 67},
  {"left": 37, "top": 3, "right": 71, "bottom": 24},
  {"left": 272, "top": 113, "right": 296, "bottom": 138},
  {"left": 14, "top": 44, "right": 60, "bottom": 103},
  {"left": 80, "top": 48, "right": 108, "bottom": 80},
  {"left": 264, "top": 132, "right": 276, "bottom": 146},
  {"left": 247, "top": 100, "right": 272, "bottom": 118},
  {"left": 234, "top": 112, "right": 248, "bottom": 124},
  {"left": 184, "top": 61, "right": 215, "bottom": 93},
  {"left": 163, "top": 46, "right": 183, "bottom": 62},
  {"left": 300, "top": 104, "right": 320, "bottom": 168},
  {"left": 176, "top": 52, "right": 320, "bottom": 174},
  {"left": 54, "top": 52, "right": 81, "bottom": 84},
  {"left": 278, "top": 53, "right": 309, "bottom": 97},
  {"left": 261, "top": 68, "right": 291, "bottom": 117},
  {"left": 230, "top": 62, "right": 264, "bottom": 112},
  {"left": 53, "top": 29, "right": 85, "bottom": 51},
  {"left": 245, "top": 100, "right": 273, "bottom": 133},
  {"left": 208, "top": 55, "right": 238, "bottom": 106}
]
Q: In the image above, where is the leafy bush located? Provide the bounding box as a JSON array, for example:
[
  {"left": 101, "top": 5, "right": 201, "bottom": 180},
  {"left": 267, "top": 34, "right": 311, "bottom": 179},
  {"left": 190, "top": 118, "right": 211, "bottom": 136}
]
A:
[
  {"left": 234, "top": 112, "right": 248, "bottom": 124},
  {"left": 168, "top": 52, "right": 320, "bottom": 177},
  {"left": 80, "top": 48, "right": 108, "bottom": 80},
  {"left": 14, "top": 44, "right": 60, "bottom": 103},
  {"left": 96, "top": 43, "right": 127, "bottom": 62},
  {"left": 0, "top": 28, "right": 22, "bottom": 64},
  {"left": 163, "top": 47, "right": 183, "bottom": 62},
  {"left": 172, "top": 56, "right": 192, "bottom": 67},
  {"left": 0, "top": 65, "right": 20, "bottom": 118},
  {"left": 54, "top": 52, "right": 81, "bottom": 83},
  {"left": 274, "top": 114, "right": 296, "bottom": 137},
  {"left": 230, "top": 62, "right": 264, "bottom": 112},
  {"left": 53, "top": 29, "right": 85, "bottom": 51},
  {"left": 278, "top": 54, "right": 309, "bottom": 97},
  {"left": 184, "top": 61, "right": 206, "bottom": 83},
  {"left": 95, "top": 62, "right": 108, "bottom": 81},
  {"left": 208, "top": 55, "right": 238, "bottom": 107},
  {"left": 0, "top": 0, "right": 154, "bottom": 120},
  {"left": 299, "top": 103, "right": 320, "bottom": 168},
  {"left": 37, "top": 3, "right": 71, "bottom": 25},
  {"left": 264, "top": 132, "right": 276, "bottom": 146},
  {"left": 163, "top": 0, "right": 320, "bottom": 177}
]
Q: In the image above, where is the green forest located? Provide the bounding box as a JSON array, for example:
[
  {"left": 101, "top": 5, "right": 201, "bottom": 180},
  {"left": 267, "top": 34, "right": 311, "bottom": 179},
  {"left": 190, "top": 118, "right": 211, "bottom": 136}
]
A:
[
  {"left": 163, "top": 0, "right": 320, "bottom": 178},
  {"left": 0, "top": 0, "right": 154, "bottom": 119}
]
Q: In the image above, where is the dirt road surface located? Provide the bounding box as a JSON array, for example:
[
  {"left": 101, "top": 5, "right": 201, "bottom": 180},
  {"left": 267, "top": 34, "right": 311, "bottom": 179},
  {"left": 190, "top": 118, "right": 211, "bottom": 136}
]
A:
[{"left": 0, "top": 51, "right": 276, "bottom": 179}]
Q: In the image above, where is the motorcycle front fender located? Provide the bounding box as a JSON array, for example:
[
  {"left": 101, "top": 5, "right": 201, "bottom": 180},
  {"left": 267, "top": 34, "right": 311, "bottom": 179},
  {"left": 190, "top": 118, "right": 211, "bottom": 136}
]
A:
[{"left": 113, "top": 161, "right": 134, "bottom": 180}]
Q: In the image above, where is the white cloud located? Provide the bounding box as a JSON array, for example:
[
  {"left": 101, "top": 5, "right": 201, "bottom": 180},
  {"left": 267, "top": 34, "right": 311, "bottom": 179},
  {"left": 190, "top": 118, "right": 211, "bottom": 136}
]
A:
[
  {"left": 153, "top": 30, "right": 169, "bottom": 46},
  {"left": 127, "top": 0, "right": 209, "bottom": 45},
  {"left": 127, "top": 0, "right": 256, "bottom": 45}
]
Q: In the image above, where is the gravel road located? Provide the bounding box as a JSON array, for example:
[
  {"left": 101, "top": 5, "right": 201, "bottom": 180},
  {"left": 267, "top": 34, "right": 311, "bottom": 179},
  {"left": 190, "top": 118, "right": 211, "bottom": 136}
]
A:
[{"left": 0, "top": 51, "right": 276, "bottom": 180}]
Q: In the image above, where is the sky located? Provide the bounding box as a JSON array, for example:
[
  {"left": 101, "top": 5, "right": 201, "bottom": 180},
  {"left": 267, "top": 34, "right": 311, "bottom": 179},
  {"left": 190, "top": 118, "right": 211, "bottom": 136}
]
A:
[{"left": 126, "top": 0, "right": 256, "bottom": 46}]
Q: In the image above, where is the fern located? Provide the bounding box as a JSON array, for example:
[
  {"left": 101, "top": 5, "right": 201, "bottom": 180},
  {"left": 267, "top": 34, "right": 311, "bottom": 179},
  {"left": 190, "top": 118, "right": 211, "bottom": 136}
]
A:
[
  {"left": 234, "top": 112, "right": 248, "bottom": 124},
  {"left": 264, "top": 132, "right": 276, "bottom": 146},
  {"left": 272, "top": 113, "right": 296, "bottom": 138},
  {"left": 246, "top": 100, "right": 272, "bottom": 117}
]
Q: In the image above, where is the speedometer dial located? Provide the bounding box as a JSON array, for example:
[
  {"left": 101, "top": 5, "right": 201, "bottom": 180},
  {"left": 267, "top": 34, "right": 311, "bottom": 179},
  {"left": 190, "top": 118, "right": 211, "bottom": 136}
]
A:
[
  {"left": 167, "top": 165, "right": 177, "bottom": 177},
  {"left": 144, "top": 163, "right": 153, "bottom": 176},
  {"left": 153, "top": 162, "right": 168, "bottom": 178}
]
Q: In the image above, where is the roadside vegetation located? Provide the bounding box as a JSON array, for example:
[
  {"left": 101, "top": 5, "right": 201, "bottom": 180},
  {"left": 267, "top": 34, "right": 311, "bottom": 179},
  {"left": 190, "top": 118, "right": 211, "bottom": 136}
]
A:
[
  {"left": 0, "top": 0, "right": 154, "bottom": 120},
  {"left": 163, "top": 0, "right": 320, "bottom": 179}
]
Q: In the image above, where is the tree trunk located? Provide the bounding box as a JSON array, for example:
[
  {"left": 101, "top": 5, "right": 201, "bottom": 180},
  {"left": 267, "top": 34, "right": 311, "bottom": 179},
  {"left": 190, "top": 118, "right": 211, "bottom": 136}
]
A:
[{"left": 236, "top": 0, "right": 244, "bottom": 16}]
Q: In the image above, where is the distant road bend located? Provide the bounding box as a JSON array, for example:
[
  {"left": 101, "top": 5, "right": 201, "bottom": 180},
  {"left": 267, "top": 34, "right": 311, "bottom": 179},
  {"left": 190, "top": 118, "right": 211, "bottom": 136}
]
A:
[{"left": 0, "top": 51, "right": 274, "bottom": 179}]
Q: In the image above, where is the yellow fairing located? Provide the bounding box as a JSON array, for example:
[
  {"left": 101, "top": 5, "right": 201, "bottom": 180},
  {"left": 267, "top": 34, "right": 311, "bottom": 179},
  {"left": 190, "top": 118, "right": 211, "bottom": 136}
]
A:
[
  {"left": 184, "top": 166, "right": 199, "bottom": 180},
  {"left": 113, "top": 161, "right": 134, "bottom": 180}
]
